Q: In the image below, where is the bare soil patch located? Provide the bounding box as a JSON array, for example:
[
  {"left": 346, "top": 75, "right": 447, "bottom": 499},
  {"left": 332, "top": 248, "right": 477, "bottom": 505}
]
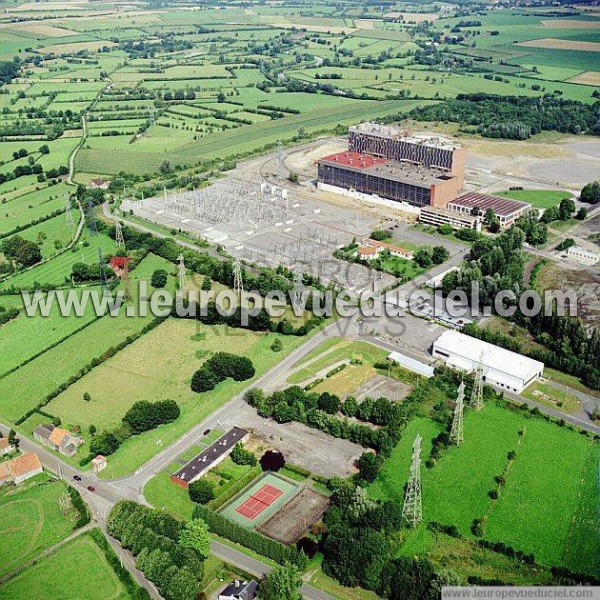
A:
[
  {"left": 517, "top": 38, "right": 600, "bottom": 52},
  {"left": 541, "top": 19, "right": 600, "bottom": 29},
  {"left": 257, "top": 487, "right": 330, "bottom": 544},
  {"left": 567, "top": 71, "right": 600, "bottom": 86}
]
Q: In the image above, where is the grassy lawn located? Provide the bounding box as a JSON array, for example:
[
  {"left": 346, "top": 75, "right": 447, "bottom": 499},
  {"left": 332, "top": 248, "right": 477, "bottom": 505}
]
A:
[
  {"left": 0, "top": 477, "right": 79, "bottom": 577},
  {"left": 0, "top": 533, "right": 131, "bottom": 600},
  {"left": 521, "top": 380, "right": 582, "bottom": 414},
  {"left": 0, "top": 254, "right": 174, "bottom": 423},
  {"left": 498, "top": 189, "right": 571, "bottom": 209},
  {"left": 288, "top": 339, "right": 388, "bottom": 385}
]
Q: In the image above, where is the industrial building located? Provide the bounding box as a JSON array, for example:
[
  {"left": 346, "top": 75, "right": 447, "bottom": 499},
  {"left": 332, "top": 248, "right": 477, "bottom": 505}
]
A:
[
  {"left": 447, "top": 192, "right": 531, "bottom": 228},
  {"left": 317, "top": 151, "right": 461, "bottom": 209},
  {"left": 348, "top": 122, "right": 466, "bottom": 187},
  {"left": 419, "top": 205, "right": 481, "bottom": 230},
  {"left": 432, "top": 330, "right": 544, "bottom": 394}
]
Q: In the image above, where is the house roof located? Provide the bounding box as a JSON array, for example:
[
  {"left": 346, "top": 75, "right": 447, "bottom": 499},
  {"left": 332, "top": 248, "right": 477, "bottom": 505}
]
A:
[
  {"left": 362, "top": 237, "right": 413, "bottom": 255},
  {"left": 319, "top": 151, "right": 390, "bottom": 170},
  {"left": 92, "top": 455, "right": 107, "bottom": 463},
  {"left": 109, "top": 256, "right": 131, "bottom": 269},
  {"left": 90, "top": 178, "right": 107, "bottom": 186},
  {"left": 48, "top": 427, "right": 69, "bottom": 447},
  {"left": 0, "top": 462, "right": 11, "bottom": 480},
  {"left": 0, "top": 438, "right": 12, "bottom": 451},
  {"left": 219, "top": 580, "right": 258, "bottom": 600},
  {"left": 33, "top": 423, "right": 54, "bottom": 440},
  {"left": 358, "top": 246, "right": 377, "bottom": 256},
  {"left": 8, "top": 452, "right": 42, "bottom": 478}
]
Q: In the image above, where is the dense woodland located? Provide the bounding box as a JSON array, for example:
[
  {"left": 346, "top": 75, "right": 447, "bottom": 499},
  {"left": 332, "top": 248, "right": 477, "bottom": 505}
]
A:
[{"left": 410, "top": 94, "right": 600, "bottom": 139}]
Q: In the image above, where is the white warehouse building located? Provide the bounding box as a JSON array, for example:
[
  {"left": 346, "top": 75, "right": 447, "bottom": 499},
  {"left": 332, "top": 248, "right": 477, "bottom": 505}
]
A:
[{"left": 432, "top": 330, "right": 544, "bottom": 394}]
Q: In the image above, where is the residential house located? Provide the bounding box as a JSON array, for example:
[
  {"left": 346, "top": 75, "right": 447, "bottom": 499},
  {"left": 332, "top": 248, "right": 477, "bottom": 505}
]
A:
[
  {"left": 0, "top": 452, "right": 43, "bottom": 485},
  {"left": 33, "top": 424, "right": 84, "bottom": 457},
  {"left": 218, "top": 580, "right": 258, "bottom": 600},
  {"left": 0, "top": 437, "right": 15, "bottom": 456}
]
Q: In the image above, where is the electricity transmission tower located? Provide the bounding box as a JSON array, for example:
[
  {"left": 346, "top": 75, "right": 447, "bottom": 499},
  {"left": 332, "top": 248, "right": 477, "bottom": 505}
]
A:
[
  {"left": 450, "top": 382, "right": 465, "bottom": 446},
  {"left": 115, "top": 219, "right": 125, "bottom": 248},
  {"left": 276, "top": 139, "right": 285, "bottom": 172},
  {"left": 470, "top": 354, "right": 485, "bottom": 411},
  {"left": 233, "top": 257, "right": 244, "bottom": 300},
  {"left": 292, "top": 269, "right": 304, "bottom": 308},
  {"left": 178, "top": 253, "right": 186, "bottom": 292},
  {"left": 402, "top": 434, "right": 423, "bottom": 528},
  {"left": 65, "top": 195, "right": 74, "bottom": 228}
]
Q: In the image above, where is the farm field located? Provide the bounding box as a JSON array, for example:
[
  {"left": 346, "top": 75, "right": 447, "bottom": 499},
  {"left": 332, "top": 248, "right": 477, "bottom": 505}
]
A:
[
  {"left": 44, "top": 318, "right": 311, "bottom": 477},
  {"left": 0, "top": 533, "right": 132, "bottom": 600},
  {"left": 0, "top": 476, "right": 79, "bottom": 578}
]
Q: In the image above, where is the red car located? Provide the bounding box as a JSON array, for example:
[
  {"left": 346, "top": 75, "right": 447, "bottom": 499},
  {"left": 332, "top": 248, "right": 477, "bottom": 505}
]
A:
[{"left": 87, "top": 486, "right": 95, "bottom": 492}]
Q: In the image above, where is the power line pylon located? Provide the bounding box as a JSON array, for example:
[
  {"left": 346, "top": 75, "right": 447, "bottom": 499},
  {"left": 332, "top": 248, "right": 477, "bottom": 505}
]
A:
[
  {"left": 97, "top": 247, "right": 108, "bottom": 293},
  {"left": 450, "top": 382, "right": 465, "bottom": 446},
  {"left": 87, "top": 199, "right": 98, "bottom": 236},
  {"left": 233, "top": 257, "right": 244, "bottom": 300},
  {"left": 276, "top": 139, "right": 285, "bottom": 172},
  {"left": 65, "top": 195, "right": 74, "bottom": 228},
  {"left": 402, "top": 434, "right": 423, "bottom": 528},
  {"left": 292, "top": 269, "right": 304, "bottom": 309},
  {"left": 178, "top": 253, "right": 186, "bottom": 292},
  {"left": 470, "top": 353, "right": 485, "bottom": 411},
  {"left": 115, "top": 219, "right": 125, "bottom": 248}
]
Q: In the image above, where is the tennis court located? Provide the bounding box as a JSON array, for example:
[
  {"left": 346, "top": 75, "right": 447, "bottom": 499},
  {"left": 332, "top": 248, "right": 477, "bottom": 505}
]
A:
[
  {"left": 235, "top": 483, "right": 284, "bottom": 520},
  {"left": 220, "top": 473, "right": 299, "bottom": 528}
]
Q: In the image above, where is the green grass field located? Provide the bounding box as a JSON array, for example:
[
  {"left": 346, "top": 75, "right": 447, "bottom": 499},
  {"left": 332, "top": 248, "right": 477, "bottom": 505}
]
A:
[
  {"left": 498, "top": 189, "right": 571, "bottom": 209},
  {"left": 368, "top": 403, "right": 599, "bottom": 575},
  {"left": 0, "top": 533, "right": 131, "bottom": 600},
  {"left": 0, "top": 477, "right": 79, "bottom": 578}
]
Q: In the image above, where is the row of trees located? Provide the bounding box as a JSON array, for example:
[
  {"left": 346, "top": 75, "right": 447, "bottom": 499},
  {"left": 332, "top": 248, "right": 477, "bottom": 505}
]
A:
[
  {"left": 190, "top": 352, "right": 255, "bottom": 393},
  {"left": 107, "top": 501, "right": 207, "bottom": 600},
  {"left": 192, "top": 503, "right": 307, "bottom": 568}
]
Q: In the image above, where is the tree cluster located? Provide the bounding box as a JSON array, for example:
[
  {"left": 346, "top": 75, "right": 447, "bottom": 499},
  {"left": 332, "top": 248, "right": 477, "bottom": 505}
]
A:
[
  {"left": 89, "top": 399, "right": 180, "bottom": 457},
  {"left": 191, "top": 352, "right": 255, "bottom": 393},
  {"left": 442, "top": 226, "right": 525, "bottom": 309},
  {"left": 230, "top": 442, "right": 257, "bottom": 467},
  {"left": 123, "top": 399, "right": 180, "bottom": 435},
  {"left": 2, "top": 235, "right": 42, "bottom": 268},
  {"left": 107, "top": 501, "right": 206, "bottom": 600}
]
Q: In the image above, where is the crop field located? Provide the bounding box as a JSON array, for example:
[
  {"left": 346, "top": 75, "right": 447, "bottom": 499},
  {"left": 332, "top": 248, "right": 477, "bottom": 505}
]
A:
[
  {"left": 0, "top": 477, "right": 79, "bottom": 578},
  {"left": 368, "top": 403, "right": 600, "bottom": 575},
  {"left": 0, "top": 533, "right": 132, "bottom": 600}
]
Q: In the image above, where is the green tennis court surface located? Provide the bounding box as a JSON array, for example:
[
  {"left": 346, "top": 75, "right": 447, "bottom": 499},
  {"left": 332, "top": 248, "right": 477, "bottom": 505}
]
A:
[{"left": 219, "top": 473, "right": 299, "bottom": 528}]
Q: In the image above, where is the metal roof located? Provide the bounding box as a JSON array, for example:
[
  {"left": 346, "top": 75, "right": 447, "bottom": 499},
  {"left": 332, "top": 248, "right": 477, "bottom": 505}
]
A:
[
  {"left": 449, "top": 192, "right": 530, "bottom": 218},
  {"left": 173, "top": 427, "right": 248, "bottom": 482},
  {"left": 433, "top": 330, "right": 544, "bottom": 382}
]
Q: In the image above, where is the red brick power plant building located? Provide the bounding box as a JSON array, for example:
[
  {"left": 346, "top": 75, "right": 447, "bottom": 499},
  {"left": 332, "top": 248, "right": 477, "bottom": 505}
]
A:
[{"left": 317, "top": 122, "right": 465, "bottom": 209}]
